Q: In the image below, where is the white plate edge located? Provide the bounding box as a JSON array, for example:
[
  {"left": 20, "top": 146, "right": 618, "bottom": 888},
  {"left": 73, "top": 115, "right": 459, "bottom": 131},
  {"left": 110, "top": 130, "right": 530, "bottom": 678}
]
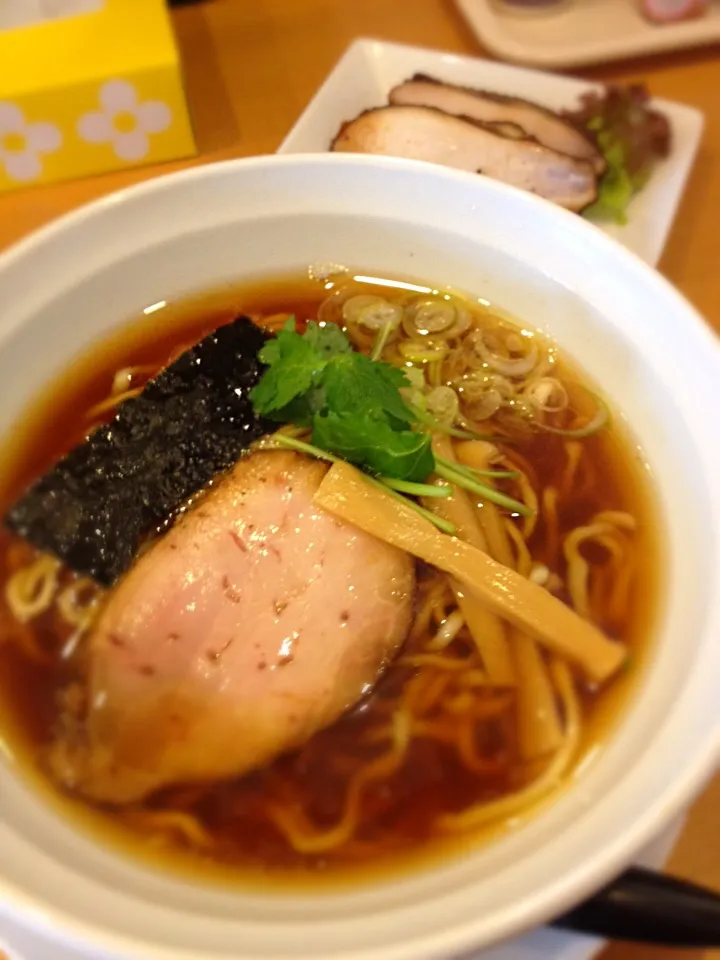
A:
[{"left": 452, "top": 0, "right": 720, "bottom": 70}]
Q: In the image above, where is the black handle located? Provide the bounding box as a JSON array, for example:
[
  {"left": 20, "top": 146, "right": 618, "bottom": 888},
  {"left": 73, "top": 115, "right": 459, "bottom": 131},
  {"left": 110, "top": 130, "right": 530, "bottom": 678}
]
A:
[{"left": 553, "top": 867, "right": 720, "bottom": 947}]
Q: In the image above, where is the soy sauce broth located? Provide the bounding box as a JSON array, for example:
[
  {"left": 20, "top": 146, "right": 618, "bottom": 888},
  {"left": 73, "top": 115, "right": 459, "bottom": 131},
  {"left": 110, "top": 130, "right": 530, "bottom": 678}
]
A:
[{"left": 0, "top": 272, "right": 663, "bottom": 889}]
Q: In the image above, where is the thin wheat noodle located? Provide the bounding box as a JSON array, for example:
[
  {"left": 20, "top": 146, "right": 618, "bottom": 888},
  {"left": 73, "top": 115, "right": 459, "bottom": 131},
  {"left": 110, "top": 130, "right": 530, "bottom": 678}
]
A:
[
  {"left": 444, "top": 690, "right": 512, "bottom": 717},
  {"left": 509, "top": 466, "right": 539, "bottom": 539},
  {"left": 110, "top": 363, "right": 156, "bottom": 396},
  {"left": 505, "top": 519, "right": 533, "bottom": 579},
  {"left": 411, "top": 718, "right": 460, "bottom": 742},
  {"left": 397, "top": 654, "right": 471, "bottom": 671},
  {"left": 464, "top": 694, "right": 514, "bottom": 720},
  {"left": 416, "top": 671, "right": 453, "bottom": 714},
  {"left": 111, "top": 367, "right": 133, "bottom": 395},
  {"left": 5, "top": 555, "right": 61, "bottom": 623},
  {"left": 57, "top": 577, "right": 101, "bottom": 629},
  {"left": 399, "top": 669, "right": 437, "bottom": 713},
  {"left": 453, "top": 439, "right": 500, "bottom": 471},
  {"left": 86, "top": 387, "right": 142, "bottom": 419},
  {"left": 585, "top": 529, "right": 636, "bottom": 627},
  {"left": 167, "top": 342, "right": 193, "bottom": 366},
  {"left": 542, "top": 487, "right": 561, "bottom": 570},
  {"left": 456, "top": 719, "right": 506, "bottom": 775},
  {"left": 437, "top": 658, "right": 581, "bottom": 831},
  {"left": 426, "top": 609, "right": 466, "bottom": 651},
  {"left": 529, "top": 563, "right": 550, "bottom": 586},
  {"left": 594, "top": 510, "right": 637, "bottom": 531},
  {"left": 561, "top": 440, "right": 583, "bottom": 497},
  {"left": 457, "top": 669, "right": 491, "bottom": 688},
  {"left": 502, "top": 447, "right": 540, "bottom": 491},
  {"left": 563, "top": 525, "right": 620, "bottom": 619},
  {"left": 431, "top": 594, "right": 450, "bottom": 627},
  {"left": 444, "top": 691, "right": 475, "bottom": 714},
  {"left": 122, "top": 809, "right": 215, "bottom": 849},
  {"left": 565, "top": 524, "right": 607, "bottom": 618},
  {"left": 572, "top": 444, "right": 596, "bottom": 498},
  {"left": 475, "top": 501, "right": 515, "bottom": 569},
  {"left": 267, "top": 710, "right": 411, "bottom": 853},
  {"left": 409, "top": 580, "right": 447, "bottom": 643},
  {"left": 564, "top": 516, "right": 633, "bottom": 618},
  {"left": 606, "top": 551, "right": 637, "bottom": 626}
]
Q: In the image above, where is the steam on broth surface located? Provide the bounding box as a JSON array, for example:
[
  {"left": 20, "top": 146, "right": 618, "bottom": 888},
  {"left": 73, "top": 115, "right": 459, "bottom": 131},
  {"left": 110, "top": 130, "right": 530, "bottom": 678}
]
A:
[{"left": 0, "top": 270, "right": 660, "bottom": 885}]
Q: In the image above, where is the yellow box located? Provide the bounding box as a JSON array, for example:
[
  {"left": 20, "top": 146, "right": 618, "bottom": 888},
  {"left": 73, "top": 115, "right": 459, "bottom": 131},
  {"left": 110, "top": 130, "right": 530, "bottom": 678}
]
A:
[{"left": 0, "top": 0, "right": 196, "bottom": 194}]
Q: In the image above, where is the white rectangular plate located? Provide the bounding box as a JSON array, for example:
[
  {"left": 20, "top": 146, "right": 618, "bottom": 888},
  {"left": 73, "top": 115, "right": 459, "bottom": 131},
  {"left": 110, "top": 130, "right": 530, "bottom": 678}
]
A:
[
  {"left": 454, "top": 0, "right": 720, "bottom": 70},
  {"left": 278, "top": 38, "right": 704, "bottom": 268}
]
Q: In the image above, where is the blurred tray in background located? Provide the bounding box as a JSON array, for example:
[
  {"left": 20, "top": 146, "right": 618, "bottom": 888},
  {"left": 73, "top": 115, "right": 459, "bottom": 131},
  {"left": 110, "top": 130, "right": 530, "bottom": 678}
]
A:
[{"left": 453, "top": 0, "right": 720, "bottom": 68}]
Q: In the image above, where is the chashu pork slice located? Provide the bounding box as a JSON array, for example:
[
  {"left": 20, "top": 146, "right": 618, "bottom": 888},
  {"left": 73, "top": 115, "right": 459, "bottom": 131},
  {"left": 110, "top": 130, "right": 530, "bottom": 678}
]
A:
[
  {"left": 389, "top": 75, "right": 606, "bottom": 174},
  {"left": 331, "top": 105, "right": 598, "bottom": 213},
  {"left": 51, "top": 450, "right": 415, "bottom": 803}
]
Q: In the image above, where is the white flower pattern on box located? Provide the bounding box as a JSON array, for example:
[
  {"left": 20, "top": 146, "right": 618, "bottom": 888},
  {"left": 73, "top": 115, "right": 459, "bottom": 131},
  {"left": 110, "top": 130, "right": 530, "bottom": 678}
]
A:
[
  {"left": 77, "top": 79, "right": 172, "bottom": 162},
  {"left": 0, "top": 102, "right": 62, "bottom": 182}
]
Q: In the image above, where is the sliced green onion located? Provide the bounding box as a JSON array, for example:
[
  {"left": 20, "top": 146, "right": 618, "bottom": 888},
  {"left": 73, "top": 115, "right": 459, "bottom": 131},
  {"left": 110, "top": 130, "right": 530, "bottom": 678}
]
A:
[
  {"left": 435, "top": 461, "right": 531, "bottom": 517},
  {"left": 426, "top": 385, "right": 459, "bottom": 426},
  {"left": 379, "top": 477, "right": 453, "bottom": 498},
  {"left": 270, "top": 433, "right": 340, "bottom": 463},
  {"left": 371, "top": 319, "right": 394, "bottom": 361},
  {"left": 413, "top": 300, "right": 456, "bottom": 334},
  {"left": 268, "top": 432, "right": 457, "bottom": 534},
  {"left": 427, "top": 358, "right": 443, "bottom": 388},
  {"left": 404, "top": 366, "right": 427, "bottom": 391},
  {"left": 436, "top": 456, "right": 517, "bottom": 480},
  {"left": 411, "top": 405, "right": 496, "bottom": 442},
  {"left": 366, "top": 476, "right": 456, "bottom": 535},
  {"left": 535, "top": 394, "right": 609, "bottom": 438},
  {"left": 343, "top": 295, "right": 402, "bottom": 332},
  {"left": 274, "top": 424, "right": 311, "bottom": 440},
  {"left": 398, "top": 340, "right": 449, "bottom": 364}
]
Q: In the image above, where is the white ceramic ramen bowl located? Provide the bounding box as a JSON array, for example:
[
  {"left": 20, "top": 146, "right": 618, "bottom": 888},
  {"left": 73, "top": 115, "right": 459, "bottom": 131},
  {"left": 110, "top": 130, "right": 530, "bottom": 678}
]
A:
[{"left": 0, "top": 154, "right": 718, "bottom": 960}]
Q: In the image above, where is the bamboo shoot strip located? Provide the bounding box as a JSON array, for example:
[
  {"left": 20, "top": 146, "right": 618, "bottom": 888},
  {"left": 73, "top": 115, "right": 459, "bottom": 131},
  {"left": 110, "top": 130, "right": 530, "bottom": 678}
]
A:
[{"left": 315, "top": 462, "right": 626, "bottom": 683}]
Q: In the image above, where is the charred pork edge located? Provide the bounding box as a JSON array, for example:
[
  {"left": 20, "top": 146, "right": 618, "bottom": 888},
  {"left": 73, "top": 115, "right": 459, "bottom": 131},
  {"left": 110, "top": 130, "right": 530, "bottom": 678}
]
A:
[
  {"left": 394, "top": 73, "right": 606, "bottom": 174},
  {"left": 329, "top": 104, "right": 600, "bottom": 211}
]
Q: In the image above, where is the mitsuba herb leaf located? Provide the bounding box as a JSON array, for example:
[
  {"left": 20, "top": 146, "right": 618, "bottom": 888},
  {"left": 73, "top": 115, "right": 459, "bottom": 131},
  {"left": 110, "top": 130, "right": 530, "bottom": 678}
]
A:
[
  {"left": 250, "top": 319, "right": 431, "bottom": 481},
  {"left": 303, "top": 320, "right": 353, "bottom": 358},
  {"left": 250, "top": 319, "right": 532, "bottom": 515},
  {"left": 312, "top": 412, "right": 433, "bottom": 482},
  {"left": 255, "top": 315, "right": 296, "bottom": 365},
  {"left": 322, "top": 353, "right": 414, "bottom": 425},
  {"left": 267, "top": 388, "right": 326, "bottom": 428},
  {"left": 251, "top": 319, "right": 326, "bottom": 415}
]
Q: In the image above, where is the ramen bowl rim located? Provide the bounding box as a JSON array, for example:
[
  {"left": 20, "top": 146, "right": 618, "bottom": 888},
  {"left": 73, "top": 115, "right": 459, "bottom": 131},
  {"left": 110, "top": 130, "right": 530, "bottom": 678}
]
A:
[{"left": 0, "top": 152, "right": 718, "bottom": 960}]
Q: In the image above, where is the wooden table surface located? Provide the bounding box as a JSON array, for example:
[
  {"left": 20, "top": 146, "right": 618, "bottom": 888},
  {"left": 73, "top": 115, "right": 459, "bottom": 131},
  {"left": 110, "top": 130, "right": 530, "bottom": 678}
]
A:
[{"left": 0, "top": 2, "right": 718, "bottom": 959}]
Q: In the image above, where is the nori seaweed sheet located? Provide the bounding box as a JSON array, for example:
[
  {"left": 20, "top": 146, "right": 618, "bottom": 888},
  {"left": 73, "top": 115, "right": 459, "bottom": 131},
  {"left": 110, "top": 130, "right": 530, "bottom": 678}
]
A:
[{"left": 4, "top": 316, "right": 273, "bottom": 587}]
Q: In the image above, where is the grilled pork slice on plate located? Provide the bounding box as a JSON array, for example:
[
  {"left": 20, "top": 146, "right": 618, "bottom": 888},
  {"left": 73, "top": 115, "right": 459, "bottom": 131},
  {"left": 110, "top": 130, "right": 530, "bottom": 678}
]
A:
[
  {"left": 389, "top": 74, "right": 605, "bottom": 174},
  {"left": 331, "top": 104, "right": 599, "bottom": 212}
]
